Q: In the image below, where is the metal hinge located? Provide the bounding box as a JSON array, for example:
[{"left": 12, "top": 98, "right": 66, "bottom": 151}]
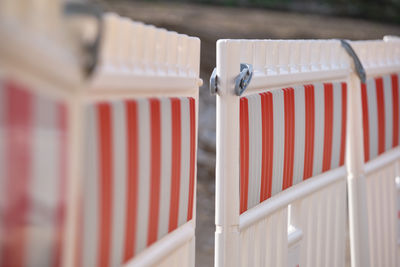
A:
[
  {"left": 64, "top": 2, "right": 103, "bottom": 76},
  {"left": 210, "top": 63, "right": 253, "bottom": 96},
  {"left": 210, "top": 67, "right": 218, "bottom": 95},
  {"left": 340, "top": 39, "right": 366, "bottom": 83}
]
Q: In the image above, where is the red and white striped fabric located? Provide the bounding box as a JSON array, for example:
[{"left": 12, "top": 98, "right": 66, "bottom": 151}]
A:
[
  {"left": 361, "top": 73, "right": 400, "bottom": 162},
  {"left": 79, "top": 97, "right": 197, "bottom": 267},
  {"left": 240, "top": 81, "right": 347, "bottom": 213},
  {"left": 0, "top": 79, "right": 68, "bottom": 267}
]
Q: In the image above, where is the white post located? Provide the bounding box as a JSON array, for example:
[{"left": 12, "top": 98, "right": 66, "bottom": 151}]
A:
[
  {"left": 346, "top": 73, "right": 371, "bottom": 267},
  {"left": 215, "top": 40, "right": 241, "bottom": 267}
]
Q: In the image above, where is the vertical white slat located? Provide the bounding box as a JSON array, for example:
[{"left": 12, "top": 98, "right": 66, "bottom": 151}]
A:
[
  {"left": 374, "top": 173, "right": 381, "bottom": 266},
  {"left": 380, "top": 168, "right": 389, "bottom": 267},
  {"left": 136, "top": 99, "right": 151, "bottom": 253},
  {"left": 324, "top": 183, "right": 334, "bottom": 266},
  {"left": 383, "top": 75, "right": 393, "bottom": 151},
  {"left": 370, "top": 172, "right": 381, "bottom": 266},
  {"left": 258, "top": 218, "right": 267, "bottom": 266},
  {"left": 276, "top": 208, "right": 288, "bottom": 267},
  {"left": 316, "top": 188, "right": 326, "bottom": 267},
  {"left": 338, "top": 180, "right": 346, "bottom": 267},
  {"left": 109, "top": 101, "right": 127, "bottom": 267},
  {"left": 331, "top": 82, "right": 342, "bottom": 169},
  {"left": 333, "top": 181, "right": 343, "bottom": 267},
  {"left": 385, "top": 166, "right": 396, "bottom": 266},
  {"left": 387, "top": 164, "right": 398, "bottom": 266},
  {"left": 299, "top": 198, "right": 308, "bottom": 267},
  {"left": 215, "top": 40, "right": 241, "bottom": 267},
  {"left": 375, "top": 171, "right": 384, "bottom": 266},
  {"left": 247, "top": 224, "right": 255, "bottom": 267},
  {"left": 264, "top": 217, "right": 272, "bottom": 267},
  {"left": 268, "top": 212, "right": 278, "bottom": 267},
  {"left": 178, "top": 98, "right": 190, "bottom": 225},
  {"left": 158, "top": 98, "right": 172, "bottom": 238},
  {"left": 387, "top": 167, "right": 395, "bottom": 266},
  {"left": 366, "top": 176, "right": 377, "bottom": 266},
  {"left": 311, "top": 192, "right": 321, "bottom": 267},
  {"left": 306, "top": 191, "right": 317, "bottom": 266},
  {"left": 26, "top": 95, "right": 59, "bottom": 267},
  {"left": 0, "top": 80, "right": 5, "bottom": 265},
  {"left": 271, "top": 90, "right": 285, "bottom": 195},
  {"left": 293, "top": 85, "right": 305, "bottom": 185},
  {"left": 247, "top": 94, "right": 262, "bottom": 208},
  {"left": 240, "top": 231, "right": 247, "bottom": 267},
  {"left": 395, "top": 161, "right": 400, "bottom": 266},
  {"left": 312, "top": 82, "right": 325, "bottom": 176},
  {"left": 82, "top": 105, "right": 99, "bottom": 267},
  {"left": 367, "top": 78, "right": 378, "bottom": 159},
  {"left": 254, "top": 221, "right": 262, "bottom": 267}
]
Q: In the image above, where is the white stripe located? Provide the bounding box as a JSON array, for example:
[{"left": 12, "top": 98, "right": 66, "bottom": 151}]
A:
[
  {"left": 367, "top": 78, "right": 378, "bottom": 159},
  {"left": 383, "top": 75, "right": 393, "bottom": 150},
  {"left": 293, "top": 86, "right": 305, "bottom": 185},
  {"left": 271, "top": 89, "right": 285, "bottom": 195},
  {"left": 82, "top": 105, "right": 99, "bottom": 267},
  {"left": 158, "top": 99, "right": 172, "bottom": 238},
  {"left": 136, "top": 100, "right": 151, "bottom": 253},
  {"left": 247, "top": 94, "right": 262, "bottom": 208},
  {"left": 331, "top": 82, "right": 342, "bottom": 169},
  {"left": 178, "top": 98, "right": 191, "bottom": 225},
  {"left": 110, "top": 101, "right": 127, "bottom": 267},
  {"left": 312, "top": 83, "right": 325, "bottom": 176},
  {"left": 26, "top": 95, "right": 59, "bottom": 267}
]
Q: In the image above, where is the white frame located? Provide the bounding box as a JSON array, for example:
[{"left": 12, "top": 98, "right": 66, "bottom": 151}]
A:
[{"left": 215, "top": 39, "right": 352, "bottom": 267}]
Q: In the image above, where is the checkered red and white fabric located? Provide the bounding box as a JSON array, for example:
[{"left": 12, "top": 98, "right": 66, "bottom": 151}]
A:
[
  {"left": 361, "top": 73, "right": 400, "bottom": 162},
  {"left": 0, "top": 80, "right": 68, "bottom": 267},
  {"left": 240, "top": 81, "right": 347, "bottom": 213},
  {"left": 78, "top": 97, "right": 197, "bottom": 267}
]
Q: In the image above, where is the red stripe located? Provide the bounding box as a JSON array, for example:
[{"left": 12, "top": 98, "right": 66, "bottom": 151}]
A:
[
  {"left": 124, "top": 101, "right": 139, "bottom": 261},
  {"left": 187, "top": 98, "right": 196, "bottom": 221},
  {"left": 240, "top": 98, "right": 249, "bottom": 214},
  {"left": 339, "top": 83, "right": 347, "bottom": 166},
  {"left": 1, "top": 81, "right": 33, "bottom": 267},
  {"left": 361, "top": 83, "right": 370, "bottom": 162},
  {"left": 283, "top": 88, "right": 295, "bottom": 190},
  {"left": 97, "top": 103, "right": 113, "bottom": 267},
  {"left": 148, "top": 99, "right": 161, "bottom": 245},
  {"left": 391, "top": 74, "right": 399, "bottom": 147},
  {"left": 376, "top": 77, "right": 386, "bottom": 155},
  {"left": 52, "top": 103, "right": 68, "bottom": 267},
  {"left": 322, "top": 83, "right": 333, "bottom": 171},
  {"left": 303, "top": 84, "right": 315, "bottom": 180},
  {"left": 260, "top": 92, "right": 273, "bottom": 201},
  {"left": 169, "top": 98, "right": 181, "bottom": 232}
]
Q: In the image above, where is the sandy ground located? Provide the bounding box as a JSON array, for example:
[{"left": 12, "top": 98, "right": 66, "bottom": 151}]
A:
[{"left": 93, "top": 1, "right": 399, "bottom": 266}]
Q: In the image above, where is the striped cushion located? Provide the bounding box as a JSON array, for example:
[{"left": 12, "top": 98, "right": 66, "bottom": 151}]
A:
[
  {"left": 0, "top": 80, "right": 68, "bottom": 267},
  {"left": 361, "top": 73, "right": 400, "bottom": 162},
  {"left": 240, "top": 82, "right": 347, "bottom": 213},
  {"left": 79, "top": 97, "right": 197, "bottom": 266}
]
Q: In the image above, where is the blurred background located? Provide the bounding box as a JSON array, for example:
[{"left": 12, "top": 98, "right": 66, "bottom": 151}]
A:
[{"left": 88, "top": 0, "right": 400, "bottom": 266}]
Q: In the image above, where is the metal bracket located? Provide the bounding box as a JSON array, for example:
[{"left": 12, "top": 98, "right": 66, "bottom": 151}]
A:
[
  {"left": 340, "top": 39, "right": 366, "bottom": 83},
  {"left": 235, "top": 63, "right": 253, "bottom": 96},
  {"left": 209, "top": 63, "right": 254, "bottom": 96},
  {"left": 64, "top": 2, "right": 103, "bottom": 76},
  {"left": 210, "top": 67, "right": 218, "bottom": 95}
]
